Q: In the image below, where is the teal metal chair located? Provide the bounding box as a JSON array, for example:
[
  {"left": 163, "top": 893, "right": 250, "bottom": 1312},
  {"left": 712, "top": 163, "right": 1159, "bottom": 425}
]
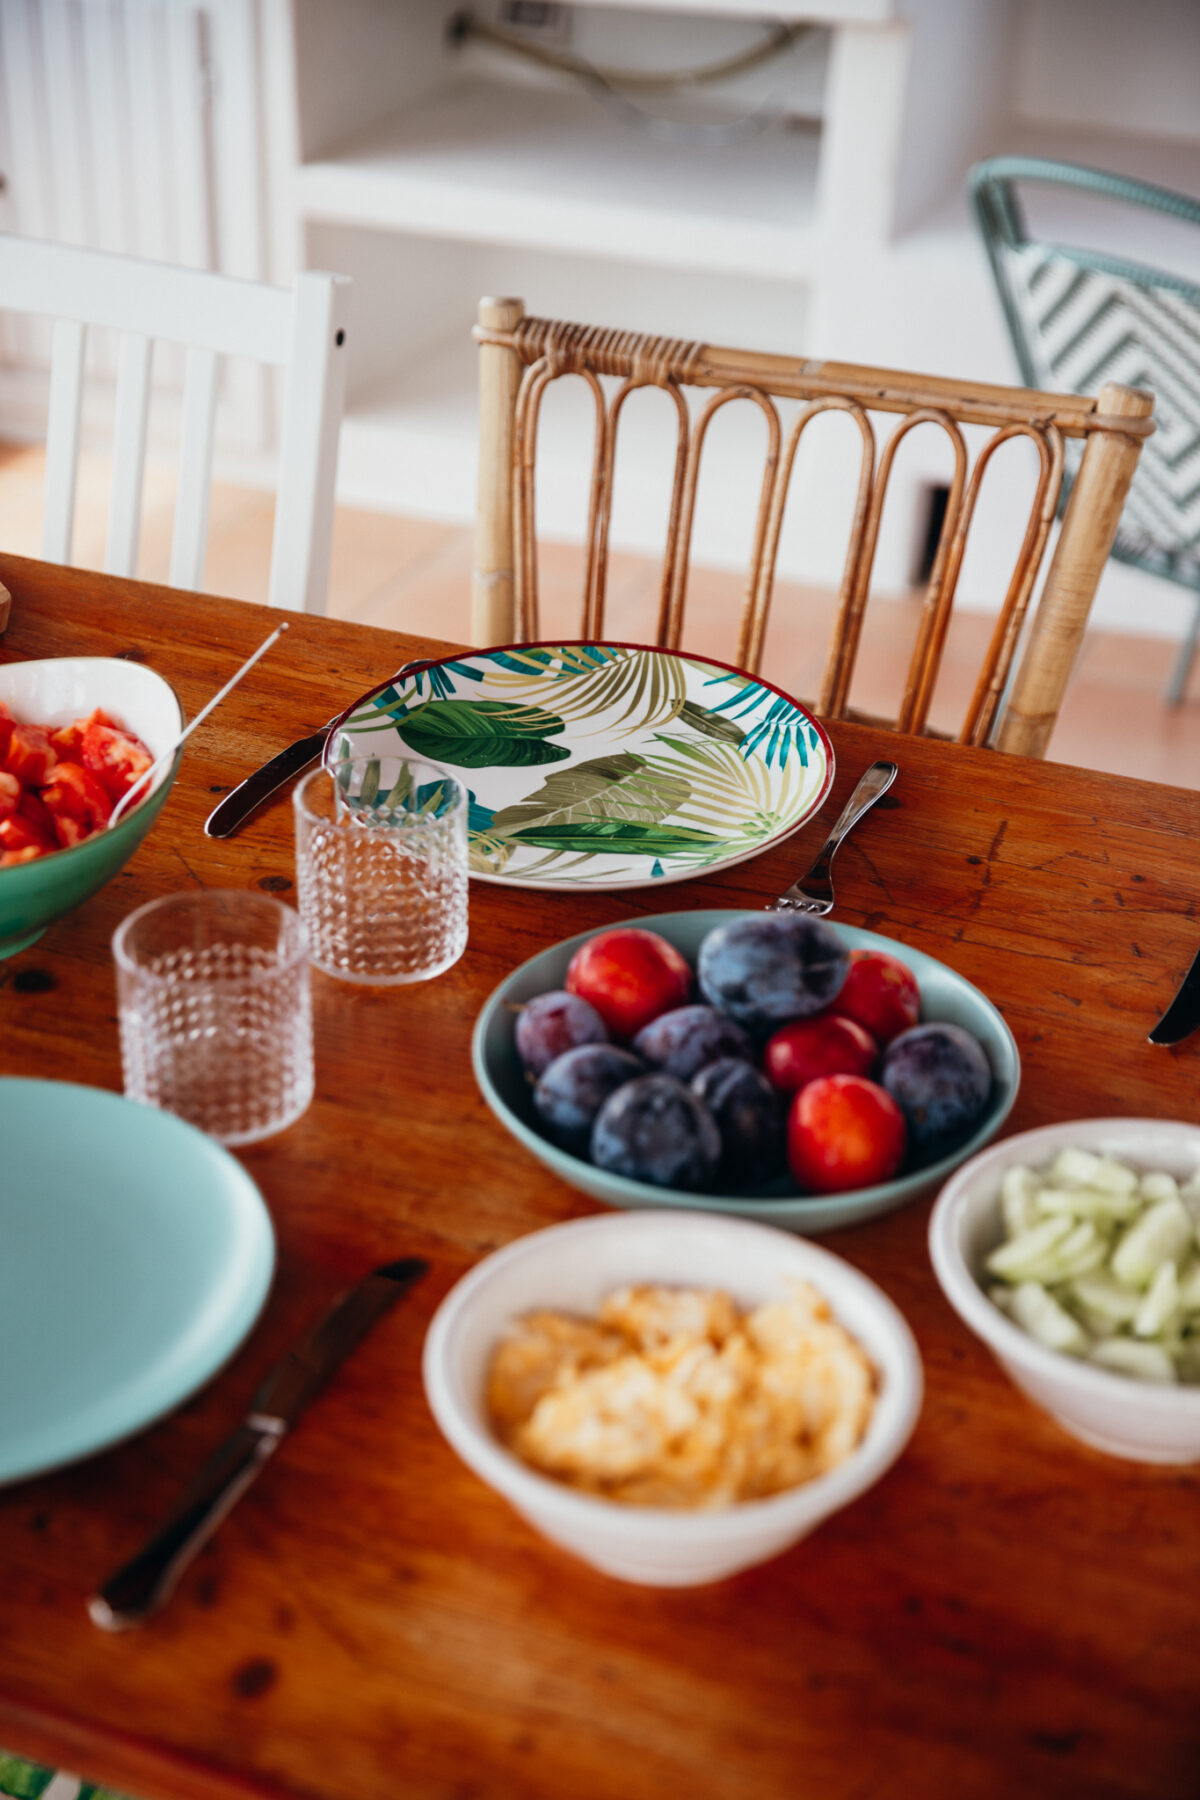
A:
[{"left": 970, "top": 157, "right": 1200, "bottom": 704}]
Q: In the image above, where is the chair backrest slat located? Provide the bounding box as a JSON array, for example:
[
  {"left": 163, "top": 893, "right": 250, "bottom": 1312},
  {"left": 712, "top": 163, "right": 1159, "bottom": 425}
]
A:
[
  {"left": 106, "top": 331, "right": 153, "bottom": 578},
  {"left": 3, "top": 235, "right": 294, "bottom": 362},
  {"left": 266, "top": 272, "right": 352, "bottom": 613},
  {"left": 759, "top": 396, "right": 875, "bottom": 687},
  {"left": 42, "top": 317, "right": 86, "bottom": 564},
  {"left": 171, "top": 345, "right": 220, "bottom": 591},
  {"left": 2, "top": 234, "right": 350, "bottom": 614},
  {"left": 668, "top": 384, "right": 780, "bottom": 662},
  {"left": 996, "top": 381, "right": 1150, "bottom": 754},
  {"left": 472, "top": 297, "right": 1153, "bottom": 757}
]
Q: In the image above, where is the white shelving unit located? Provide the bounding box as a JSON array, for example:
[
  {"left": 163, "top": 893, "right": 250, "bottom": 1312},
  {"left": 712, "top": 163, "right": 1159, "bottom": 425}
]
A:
[
  {"left": 2, "top": 0, "right": 1195, "bottom": 631},
  {"left": 299, "top": 78, "right": 825, "bottom": 281},
  {"left": 278, "top": 0, "right": 1200, "bottom": 631}
]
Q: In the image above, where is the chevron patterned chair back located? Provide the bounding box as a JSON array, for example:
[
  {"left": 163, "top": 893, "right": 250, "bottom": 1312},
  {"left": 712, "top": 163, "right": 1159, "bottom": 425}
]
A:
[{"left": 970, "top": 157, "right": 1200, "bottom": 705}]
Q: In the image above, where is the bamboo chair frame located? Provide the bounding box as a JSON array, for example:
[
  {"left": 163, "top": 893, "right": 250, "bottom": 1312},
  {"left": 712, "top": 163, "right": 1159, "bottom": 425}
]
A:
[{"left": 471, "top": 297, "right": 1154, "bottom": 758}]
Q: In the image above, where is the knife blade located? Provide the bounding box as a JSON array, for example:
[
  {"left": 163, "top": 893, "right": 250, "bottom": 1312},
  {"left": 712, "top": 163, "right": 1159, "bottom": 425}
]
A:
[
  {"left": 204, "top": 658, "right": 438, "bottom": 839},
  {"left": 88, "top": 1256, "right": 429, "bottom": 1630},
  {"left": 1148, "top": 945, "right": 1200, "bottom": 1045},
  {"left": 204, "top": 716, "right": 339, "bottom": 837}
]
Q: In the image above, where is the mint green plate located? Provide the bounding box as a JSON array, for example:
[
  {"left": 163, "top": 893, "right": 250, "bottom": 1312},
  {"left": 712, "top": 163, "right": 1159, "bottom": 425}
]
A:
[{"left": 0, "top": 1080, "right": 275, "bottom": 1485}]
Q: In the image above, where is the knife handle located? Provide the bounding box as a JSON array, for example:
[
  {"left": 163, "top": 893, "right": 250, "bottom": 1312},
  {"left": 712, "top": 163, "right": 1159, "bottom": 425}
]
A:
[{"left": 89, "top": 1419, "right": 283, "bottom": 1630}]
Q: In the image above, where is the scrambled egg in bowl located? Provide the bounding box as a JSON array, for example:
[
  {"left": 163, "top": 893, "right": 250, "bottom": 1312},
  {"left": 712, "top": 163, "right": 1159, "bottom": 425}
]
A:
[{"left": 486, "top": 1280, "right": 876, "bottom": 1509}]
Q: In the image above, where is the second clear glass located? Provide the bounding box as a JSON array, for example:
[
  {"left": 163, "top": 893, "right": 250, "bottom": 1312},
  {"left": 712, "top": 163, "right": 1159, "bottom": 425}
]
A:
[
  {"left": 293, "top": 755, "right": 469, "bottom": 985},
  {"left": 113, "top": 889, "right": 314, "bottom": 1146}
]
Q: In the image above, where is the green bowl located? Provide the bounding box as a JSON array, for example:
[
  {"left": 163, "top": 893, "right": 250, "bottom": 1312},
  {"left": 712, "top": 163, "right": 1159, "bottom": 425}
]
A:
[
  {"left": 0, "top": 658, "right": 183, "bottom": 957},
  {"left": 472, "top": 910, "right": 1021, "bottom": 1234}
]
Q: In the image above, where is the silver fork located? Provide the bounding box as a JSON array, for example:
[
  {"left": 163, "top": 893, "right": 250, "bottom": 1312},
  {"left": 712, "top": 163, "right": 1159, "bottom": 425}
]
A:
[{"left": 769, "top": 761, "right": 898, "bottom": 915}]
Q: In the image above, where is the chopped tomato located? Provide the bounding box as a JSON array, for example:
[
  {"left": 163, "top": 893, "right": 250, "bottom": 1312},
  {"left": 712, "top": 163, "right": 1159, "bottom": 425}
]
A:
[
  {"left": 0, "top": 791, "right": 57, "bottom": 855},
  {"left": 0, "top": 701, "right": 152, "bottom": 865},
  {"left": 6, "top": 724, "right": 57, "bottom": 787},
  {"left": 49, "top": 720, "right": 83, "bottom": 758},
  {"left": 18, "top": 789, "right": 56, "bottom": 840},
  {"left": 53, "top": 814, "right": 90, "bottom": 848},
  {"left": 82, "top": 715, "right": 153, "bottom": 802},
  {"left": 42, "top": 762, "right": 114, "bottom": 842}
]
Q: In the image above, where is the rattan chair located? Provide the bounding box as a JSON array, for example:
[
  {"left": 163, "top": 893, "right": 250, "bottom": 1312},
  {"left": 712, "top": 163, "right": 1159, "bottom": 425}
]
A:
[
  {"left": 970, "top": 156, "right": 1200, "bottom": 705},
  {"left": 471, "top": 297, "right": 1153, "bottom": 758}
]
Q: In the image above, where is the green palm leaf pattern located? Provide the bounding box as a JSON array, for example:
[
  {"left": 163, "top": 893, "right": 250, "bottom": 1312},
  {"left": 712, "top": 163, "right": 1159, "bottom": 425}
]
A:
[
  {"left": 478, "top": 848, "right": 643, "bottom": 882},
  {"left": 468, "top": 830, "right": 515, "bottom": 876},
  {"left": 505, "top": 820, "right": 724, "bottom": 855},
  {"left": 486, "top": 645, "right": 616, "bottom": 677},
  {"left": 489, "top": 752, "right": 690, "bottom": 838},
  {"left": 395, "top": 699, "right": 570, "bottom": 768},
  {"left": 327, "top": 644, "right": 827, "bottom": 885},
  {"left": 645, "top": 735, "right": 814, "bottom": 852},
  {"left": 686, "top": 664, "right": 818, "bottom": 772},
  {"left": 677, "top": 699, "right": 746, "bottom": 744},
  {"left": 0, "top": 1756, "right": 54, "bottom": 1799},
  {"left": 481, "top": 646, "right": 688, "bottom": 738}
]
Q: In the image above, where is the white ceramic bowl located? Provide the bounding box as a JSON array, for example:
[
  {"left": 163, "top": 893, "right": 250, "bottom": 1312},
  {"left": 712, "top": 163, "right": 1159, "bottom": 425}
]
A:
[
  {"left": 422, "top": 1211, "right": 923, "bottom": 1586},
  {"left": 930, "top": 1117, "right": 1200, "bottom": 1463}
]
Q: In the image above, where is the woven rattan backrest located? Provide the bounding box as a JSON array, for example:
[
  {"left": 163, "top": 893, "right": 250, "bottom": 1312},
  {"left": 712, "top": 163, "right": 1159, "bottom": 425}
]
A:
[{"left": 472, "top": 297, "right": 1153, "bottom": 757}]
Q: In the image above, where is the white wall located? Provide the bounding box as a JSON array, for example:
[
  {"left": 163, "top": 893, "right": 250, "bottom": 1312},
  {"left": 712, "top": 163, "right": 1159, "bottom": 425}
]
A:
[
  {"left": 1013, "top": 0, "right": 1200, "bottom": 145},
  {"left": 0, "top": 0, "right": 278, "bottom": 451}
]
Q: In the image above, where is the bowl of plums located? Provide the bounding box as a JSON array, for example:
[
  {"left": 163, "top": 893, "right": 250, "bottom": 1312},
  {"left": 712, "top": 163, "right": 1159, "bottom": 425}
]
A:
[{"left": 472, "top": 910, "right": 1021, "bottom": 1232}]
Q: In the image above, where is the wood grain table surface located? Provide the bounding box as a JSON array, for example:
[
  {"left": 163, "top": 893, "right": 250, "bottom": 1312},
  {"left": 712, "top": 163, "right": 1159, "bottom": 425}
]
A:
[{"left": 2, "top": 552, "right": 1199, "bottom": 1800}]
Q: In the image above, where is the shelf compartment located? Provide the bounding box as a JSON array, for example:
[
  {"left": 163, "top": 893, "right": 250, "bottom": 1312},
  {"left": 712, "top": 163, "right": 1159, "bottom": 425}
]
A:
[{"left": 298, "top": 77, "right": 823, "bottom": 280}]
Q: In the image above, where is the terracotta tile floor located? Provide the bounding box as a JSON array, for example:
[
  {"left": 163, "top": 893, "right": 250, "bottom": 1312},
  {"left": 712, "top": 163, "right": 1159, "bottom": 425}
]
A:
[{"left": 4, "top": 440, "right": 1200, "bottom": 788}]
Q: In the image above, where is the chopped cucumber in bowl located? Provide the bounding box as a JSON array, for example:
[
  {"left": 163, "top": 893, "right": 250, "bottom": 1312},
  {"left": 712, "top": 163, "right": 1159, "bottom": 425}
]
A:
[
  {"left": 982, "top": 1147, "right": 1200, "bottom": 1381},
  {"left": 929, "top": 1120, "right": 1200, "bottom": 1464}
]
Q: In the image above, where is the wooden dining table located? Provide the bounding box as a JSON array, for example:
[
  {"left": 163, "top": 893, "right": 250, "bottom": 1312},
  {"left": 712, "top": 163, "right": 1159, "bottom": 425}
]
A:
[{"left": 1, "top": 549, "right": 1199, "bottom": 1800}]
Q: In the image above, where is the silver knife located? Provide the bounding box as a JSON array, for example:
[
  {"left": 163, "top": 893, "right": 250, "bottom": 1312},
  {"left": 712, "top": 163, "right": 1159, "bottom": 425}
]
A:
[
  {"left": 88, "top": 1256, "right": 429, "bottom": 1630},
  {"left": 1148, "top": 945, "right": 1200, "bottom": 1046},
  {"left": 204, "top": 712, "right": 341, "bottom": 837},
  {"left": 204, "top": 659, "right": 437, "bottom": 839}
]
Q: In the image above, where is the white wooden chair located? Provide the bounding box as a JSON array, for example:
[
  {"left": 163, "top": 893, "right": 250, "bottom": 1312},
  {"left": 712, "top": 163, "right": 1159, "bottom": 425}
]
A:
[{"left": 0, "top": 234, "right": 351, "bottom": 613}]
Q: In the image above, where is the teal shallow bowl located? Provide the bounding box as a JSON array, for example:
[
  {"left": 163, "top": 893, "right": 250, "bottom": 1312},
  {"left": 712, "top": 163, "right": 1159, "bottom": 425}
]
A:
[
  {"left": 473, "top": 910, "right": 1021, "bottom": 1234},
  {"left": 0, "top": 657, "right": 183, "bottom": 956},
  {"left": 0, "top": 1078, "right": 274, "bottom": 1484}
]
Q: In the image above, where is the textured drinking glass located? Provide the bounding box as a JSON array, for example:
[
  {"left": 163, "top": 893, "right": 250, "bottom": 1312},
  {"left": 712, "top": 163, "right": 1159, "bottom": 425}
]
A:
[
  {"left": 113, "top": 891, "right": 314, "bottom": 1146},
  {"left": 293, "top": 755, "right": 468, "bottom": 984}
]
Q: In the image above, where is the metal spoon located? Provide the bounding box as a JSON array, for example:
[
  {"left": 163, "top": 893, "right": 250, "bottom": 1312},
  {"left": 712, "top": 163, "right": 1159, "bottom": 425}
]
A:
[{"left": 108, "top": 622, "right": 290, "bottom": 829}]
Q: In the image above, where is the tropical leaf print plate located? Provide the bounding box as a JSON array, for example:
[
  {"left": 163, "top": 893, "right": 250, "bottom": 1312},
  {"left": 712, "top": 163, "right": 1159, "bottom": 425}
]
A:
[{"left": 326, "top": 643, "right": 834, "bottom": 891}]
